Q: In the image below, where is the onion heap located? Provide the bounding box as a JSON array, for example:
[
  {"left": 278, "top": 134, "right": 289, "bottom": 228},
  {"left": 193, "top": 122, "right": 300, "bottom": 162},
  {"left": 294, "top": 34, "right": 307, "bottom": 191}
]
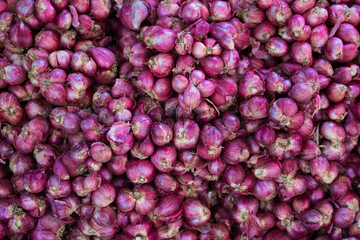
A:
[{"left": 1, "top": 0, "right": 360, "bottom": 239}]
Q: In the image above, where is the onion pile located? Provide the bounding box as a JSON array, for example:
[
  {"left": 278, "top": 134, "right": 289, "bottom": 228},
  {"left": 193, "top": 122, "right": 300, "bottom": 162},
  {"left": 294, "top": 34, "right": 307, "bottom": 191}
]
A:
[{"left": 1, "top": 0, "right": 360, "bottom": 239}]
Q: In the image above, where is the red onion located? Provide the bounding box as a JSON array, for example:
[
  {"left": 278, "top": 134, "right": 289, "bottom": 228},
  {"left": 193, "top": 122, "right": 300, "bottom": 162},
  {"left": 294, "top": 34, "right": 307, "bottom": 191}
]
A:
[
  {"left": 0, "top": 11, "right": 14, "bottom": 32},
  {"left": 199, "top": 56, "right": 224, "bottom": 77},
  {"left": 210, "top": 76, "right": 237, "bottom": 110},
  {"left": 297, "top": 209, "right": 323, "bottom": 231},
  {"left": 287, "top": 15, "right": 307, "bottom": 40},
  {"left": 178, "top": 82, "right": 201, "bottom": 110},
  {"left": 336, "top": 23, "right": 360, "bottom": 45},
  {"left": 7, "top": 211, "right": 35, "bottom": 236},
  {"left": 69, "top": 0, "right": 89, "bottom": 13},
  {"left": 91, "top": 182, "right": 116, "bottom": 208},
  {"left": 320, "top": 121, "right": 346, "bottom": 143},
  {"left": 46, "top": 175, "right": 72, "bottom": 199},
  {"left": 253, "top": 179, "right": 277, "bottom": 201},
  {"left": 0, "top": 140, "right": 14, "bottom": 161},
  {"left": 155, "top": 173, "right": 179, "bottom": 193},
  {"left": 304, "top": 6, "right": 328, "bottom": 27},
  {"left": 222, "top": 138, "right": 250, "bottom": 164},
  {"left": 87, "top": 47, "right": 116, "bottom": 71},
  {"left": 70, "top": 52, "right": 97, "bottom": 76},
  {"left": 107, "top": 155, "right": 127, "bottom": 176},
  {"left": 10, "top": 20, "right": 33, "bottom": 49},
  {"left": 9, "top": 151, "right": 34, "bottom": 175},
  {"left": 254, "top": 124, "right": 276, "bottom": 146},
  {"left": 92, "top": 205, "right": 117, "bottom": 228},
  {"left": 213, "top": 113, "right": 242, "bottom": 141},
  {"left": 172, "top": 118, "right": 199, "bottom": 146},
  {"left": 90, "top": 142, "right": 112, "bottom": 163},
  {"left": 19, "top": 193, "right": 48, "bottom": 218},
  {"left": 118, "top": 185, "right": 156, "bottom": 216},
  {"left": 266, "top": 1, "right": 292, "bottom": 26},
  {"left": 180, "top": 0, "right": 209, "bottom": 24},
  {"left": 269, "top": 132, "right": 302, "bottom": 160},
  {"left": 24, "top": 168, "right": 47, "bottom": 193},
  {"left": 197, "top": 124, "right": 223, "bottom": 161},
  {"left": 290, "top": 41, "right": 313, "bottom": 66},
  {"left": 148, "top": 53, "right": 175, "bottom": 78},
  {"left": 35, "top": 0, "right": 56, "bottom": 23},
  {"left": 130, "top": 114, "right": 151, "bottom": 141},
  {"left": 312, "top": 59, "right": 334, "bottom": 77},
  {"left": 268, "top": 98, "right": 304, "bottom": 130},
  {"left": 35, "top": 30, "right": 60, "bottom": 52},
  {"left": 127, "top": 43, "right": 150, "bottom": 68},
  {"left": 253, "top": 158, "right": 282, "bottom": 180},
  {"left": 265, "top": 71, "right": 292, "bottom": 94},
  {"left": 72, "top": 171, "right": 100, "bottom": 197},
  {"left": 310, "top": 24, "right": 328, "bottom": 53},
  {"left": 265, "top": 37, "right": 289, "bottom": 57},
  {"left": 277, "top": 26, "right": 294, "bottom": 44},
  {"left": 152, "top": 193, "right": 183, "bottom": 222},
  {"left": 192, "top": 38, "right": 222, "bottom": 59},
  {"left": 118, "top": 0, "right": 149, "bottom": 31},
  {"left": 150, "top": 144, "right": 177, "bottom": 172},
  {"left": 184, "top": 198, "right": 211, "bottom": 227},
  {"left": 340, "top": 43, "right": 358, "bottom": 62},
  {"left": 143, "top": 26, "right": 177, "bottom": 53},
  {"left": 115, "top": 189, "right": 137, "bottom": 213},
  {"left": 1, "top": 64, "right": 26, "bottom": 86},
  {"left": 126, "top": 159, "right": 156, "bottom": 184},
  {"left": 238, "top": 70, "right": 265, "bottom": 99},
  {"left": 157, "top": 0, "right": 179, "bottom": 17},
  {"left": 221, "top": 49, "right": 239, "bottom": 75},
  {"left": 54, "top": 9, "right": 72, "bottom": 31},
  {"left": 131, "top": 135, "right": 155, "bottom": 160},
  {"left": 238, "top": 5, "right": 265, "bottom": 28},
  {"left": 333, "top": 207, "right": 355, "bottom": 228},
  {"left": 106, "top": 121, "right": 134, "bottom": 155},
  {"left": 325, "top": 37, "right": 344, "bottom": 61},
  {"left": 177, "top": 150, "right": 201, "bottom": 173},
  {"left": 253, "top": 21, "right": 277, "bottom": 43},
  {"left": 90, "top": 0, "right": 110, "bottom": 21},
  {"left": 239, "top": 96, "right": 269, "bottom": 120},
  {"left": 25, "top": 100, "right": 51, "bottom": 119}
]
